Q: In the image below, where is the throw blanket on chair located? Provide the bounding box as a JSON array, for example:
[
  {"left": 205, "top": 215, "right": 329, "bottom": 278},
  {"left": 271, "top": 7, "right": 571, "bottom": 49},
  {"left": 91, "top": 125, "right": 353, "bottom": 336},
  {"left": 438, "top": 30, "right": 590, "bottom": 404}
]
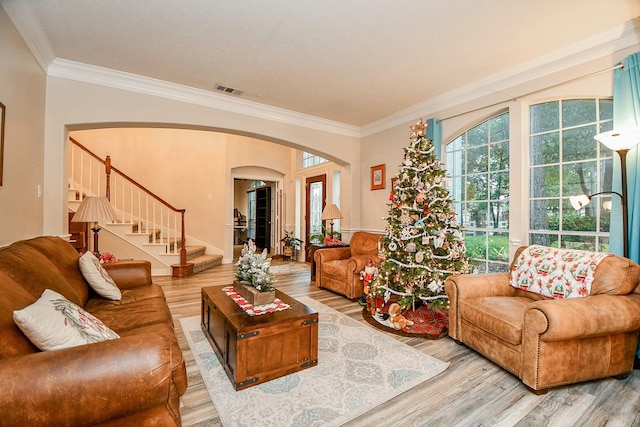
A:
[{"left": 510, "top": 245, "right": 610, "bottom": 299}]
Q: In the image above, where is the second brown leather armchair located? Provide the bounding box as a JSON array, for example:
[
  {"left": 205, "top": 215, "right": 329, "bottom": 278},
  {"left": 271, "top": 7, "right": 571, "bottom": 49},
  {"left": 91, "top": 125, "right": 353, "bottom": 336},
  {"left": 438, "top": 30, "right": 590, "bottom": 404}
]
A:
[{"left": 314, "top": 232, "right": 382, "bottom": 299}]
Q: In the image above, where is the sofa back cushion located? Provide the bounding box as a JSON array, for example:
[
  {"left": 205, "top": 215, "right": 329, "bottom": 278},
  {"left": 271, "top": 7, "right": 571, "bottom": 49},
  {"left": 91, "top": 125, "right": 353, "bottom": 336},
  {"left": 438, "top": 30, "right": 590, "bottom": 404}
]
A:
[
  {"left": 350, "top": 232, "right": 382, "bottom": 257},
  {"left": 590, "top": 255, "right": 640, "bottom": 295},
  {"left": 24, "top": 236, "right": 90, "bottom": 305},
  {"left": 0, "top": 271, "right": 39, "bottom": 358},
  {"left": 0, "top": 242, "right": 84, "bottom": 306}
]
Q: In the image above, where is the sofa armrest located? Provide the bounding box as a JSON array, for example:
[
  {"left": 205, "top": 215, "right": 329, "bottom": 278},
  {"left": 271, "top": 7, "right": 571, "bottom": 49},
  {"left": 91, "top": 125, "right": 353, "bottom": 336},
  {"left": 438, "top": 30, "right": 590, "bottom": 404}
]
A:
[
  {"left": 0, "top": 334, "right": 175, "bottom": 426},
  {"left": 445, "top": 272, "right": 513, "bottom": 340},
  {"left": 525, "top": 294, "right": 640, "bottom": 341},
  {"left": 314, "top": 247, "right": 353, "bottom": 264},
  {"left": 347, "top": 255, "right": 381, "bottom": 275},
  {"left": 103, "top": 260, "right": 152, "bottom": 289}
]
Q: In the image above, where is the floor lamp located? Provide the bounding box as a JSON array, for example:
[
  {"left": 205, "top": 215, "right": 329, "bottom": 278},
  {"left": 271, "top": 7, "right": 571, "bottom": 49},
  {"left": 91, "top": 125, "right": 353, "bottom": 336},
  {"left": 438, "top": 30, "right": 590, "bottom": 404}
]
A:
[
  {"left": 71, "top": 196, "right": 117, "bottom": 254},
  {"left": 570, "top": 129, "right": 640, "bottom": 258}
]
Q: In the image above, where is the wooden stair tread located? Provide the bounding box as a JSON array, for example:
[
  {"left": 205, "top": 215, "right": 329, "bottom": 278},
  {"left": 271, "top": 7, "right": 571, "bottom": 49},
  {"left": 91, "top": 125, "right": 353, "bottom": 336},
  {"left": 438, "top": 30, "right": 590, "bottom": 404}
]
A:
[{"left": 189, "top": 253, "right": 223, "bottom": 274}]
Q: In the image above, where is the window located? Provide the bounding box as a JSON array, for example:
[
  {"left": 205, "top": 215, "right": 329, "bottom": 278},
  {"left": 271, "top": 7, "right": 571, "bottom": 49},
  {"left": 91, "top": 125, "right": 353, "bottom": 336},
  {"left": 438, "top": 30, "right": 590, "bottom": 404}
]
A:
[
  {"left": 446, "top": 112, "right": 510, "bottom": 273},
  {"left": 302, "top": 152, "right": 327, "bottom": 168},
  {"left": 528, "top": 98, "right": 613, "bottom": 252}
]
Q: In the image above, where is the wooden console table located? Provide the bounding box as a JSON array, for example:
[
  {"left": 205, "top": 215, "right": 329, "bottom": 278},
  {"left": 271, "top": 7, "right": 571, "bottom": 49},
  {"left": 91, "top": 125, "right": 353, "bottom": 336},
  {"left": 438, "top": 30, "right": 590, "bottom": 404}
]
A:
[{"left": 201, "top": 285, "right": 318, "bottom": 390}]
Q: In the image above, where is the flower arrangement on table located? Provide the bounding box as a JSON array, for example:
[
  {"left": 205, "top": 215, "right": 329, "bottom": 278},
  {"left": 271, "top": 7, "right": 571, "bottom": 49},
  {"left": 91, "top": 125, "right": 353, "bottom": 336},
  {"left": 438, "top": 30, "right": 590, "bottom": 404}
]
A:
[
  {"left": 234, "top": 240, "right": 275, "bottom": 292},
  {"left": 94, "top": 252, "right": 118, "bottom": 263},
  {"left": 323, "top": 235, "right": 342, "bottom": 246}
]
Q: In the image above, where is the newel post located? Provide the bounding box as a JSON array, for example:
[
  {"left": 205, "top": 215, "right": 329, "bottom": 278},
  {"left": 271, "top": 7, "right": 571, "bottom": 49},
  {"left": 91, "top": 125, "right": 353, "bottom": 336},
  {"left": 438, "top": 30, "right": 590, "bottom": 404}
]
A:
[
  {"left": 105, "top": 156, "right": 112, "bottom": 201},
  {"left": 172, "top": 209, "right": 194, "bottom": 278}
]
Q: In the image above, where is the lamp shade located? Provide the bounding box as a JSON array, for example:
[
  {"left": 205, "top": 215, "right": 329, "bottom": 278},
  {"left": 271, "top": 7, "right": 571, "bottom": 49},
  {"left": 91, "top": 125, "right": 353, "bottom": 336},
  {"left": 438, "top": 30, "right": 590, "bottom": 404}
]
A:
[
  {"left": 570, "top": 194, "right": 590, "bottom": 210},
  {"left": 594, "top": 128, "right": 640, "bottom": 151},
  {"left": 321, "top": 204, "right": 343, "bottom": 221},
  {"left": 72, "top": 196, "right": 117, "bottom": 223}
]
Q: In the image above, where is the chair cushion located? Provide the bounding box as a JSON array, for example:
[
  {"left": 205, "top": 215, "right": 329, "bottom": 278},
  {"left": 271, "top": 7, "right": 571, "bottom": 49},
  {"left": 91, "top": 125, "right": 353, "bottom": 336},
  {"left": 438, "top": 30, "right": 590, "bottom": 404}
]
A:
[
  {"left": 79, "top": 251, "right": 122, "bottom": 300},
  {"left": 323, "top": 259, "right": 350, "bottom": 280},
  {"left": 13, "top": 289, "right": 119, "bottom": 351},
  {"left": 460, "top": 296, "right": 532, "bottom": 346},
  {"left": 350, "top": 232, "right": 382, "bottom": 257}
]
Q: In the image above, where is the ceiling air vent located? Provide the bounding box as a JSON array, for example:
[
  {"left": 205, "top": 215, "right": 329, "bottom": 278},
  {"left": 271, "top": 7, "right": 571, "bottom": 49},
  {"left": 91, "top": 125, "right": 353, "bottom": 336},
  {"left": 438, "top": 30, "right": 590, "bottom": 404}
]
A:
[{"left": 215, "top": 84, "right": 243, "bottom": 96}]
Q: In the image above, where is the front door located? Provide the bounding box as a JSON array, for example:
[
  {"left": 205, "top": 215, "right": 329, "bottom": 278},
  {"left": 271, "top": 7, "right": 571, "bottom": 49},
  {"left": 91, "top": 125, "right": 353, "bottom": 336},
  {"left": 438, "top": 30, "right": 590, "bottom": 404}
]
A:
[
  {"left": 305, "top": 175, "right": 326, "bottom": 256},
  {"left": 255, "top": 186, "right": 271, "bottom": 252}
]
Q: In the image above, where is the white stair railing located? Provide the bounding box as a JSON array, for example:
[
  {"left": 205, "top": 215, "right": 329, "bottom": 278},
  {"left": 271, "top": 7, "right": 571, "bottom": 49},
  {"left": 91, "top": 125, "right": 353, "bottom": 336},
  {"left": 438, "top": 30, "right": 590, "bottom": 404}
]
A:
[{"left": 68, "top": 137, "right": 188, "bottom": 267}]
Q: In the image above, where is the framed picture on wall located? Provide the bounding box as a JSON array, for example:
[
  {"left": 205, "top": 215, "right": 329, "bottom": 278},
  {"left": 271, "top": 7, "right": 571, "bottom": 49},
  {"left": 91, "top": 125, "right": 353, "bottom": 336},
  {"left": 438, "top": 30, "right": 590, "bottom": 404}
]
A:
[
  {"left": 0, "top": 101, "right": 5, "bottom": 186},
  {"left": 371, "top": 164, "right": 385, "bottom": 190}
]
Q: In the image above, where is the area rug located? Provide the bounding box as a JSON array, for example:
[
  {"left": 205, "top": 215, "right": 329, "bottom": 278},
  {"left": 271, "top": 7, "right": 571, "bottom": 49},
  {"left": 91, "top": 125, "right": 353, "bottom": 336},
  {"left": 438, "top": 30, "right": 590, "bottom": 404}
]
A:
[{"left": 180, "top": 297, "right": 448, "bottom": 426}]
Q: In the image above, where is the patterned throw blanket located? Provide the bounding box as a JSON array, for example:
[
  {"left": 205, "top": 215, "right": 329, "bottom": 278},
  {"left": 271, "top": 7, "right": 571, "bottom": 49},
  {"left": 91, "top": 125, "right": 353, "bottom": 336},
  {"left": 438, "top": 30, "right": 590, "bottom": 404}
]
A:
[{"left": 509, "top": 245, "right": 610, "bottom": 299}]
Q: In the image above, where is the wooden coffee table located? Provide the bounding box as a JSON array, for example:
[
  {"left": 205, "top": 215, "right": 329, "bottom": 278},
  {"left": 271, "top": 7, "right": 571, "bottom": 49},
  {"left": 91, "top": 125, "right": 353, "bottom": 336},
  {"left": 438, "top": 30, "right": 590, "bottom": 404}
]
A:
[{"left": 201, "top": 285, "right": 318, "bottom": 390}]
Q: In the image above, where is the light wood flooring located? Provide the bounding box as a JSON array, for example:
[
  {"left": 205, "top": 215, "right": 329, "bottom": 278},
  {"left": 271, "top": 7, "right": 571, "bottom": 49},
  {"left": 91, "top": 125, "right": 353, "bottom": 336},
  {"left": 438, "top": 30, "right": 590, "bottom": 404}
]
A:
[{"left": 157, "top": 261, "right": 640, "bottom": 427}]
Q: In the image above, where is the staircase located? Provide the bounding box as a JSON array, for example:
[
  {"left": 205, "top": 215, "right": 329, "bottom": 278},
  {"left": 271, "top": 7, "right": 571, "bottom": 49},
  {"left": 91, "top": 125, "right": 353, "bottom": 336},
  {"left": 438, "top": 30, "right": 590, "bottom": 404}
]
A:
[{"left": 68, "top": 139, "right": 223, "bottom": 276}]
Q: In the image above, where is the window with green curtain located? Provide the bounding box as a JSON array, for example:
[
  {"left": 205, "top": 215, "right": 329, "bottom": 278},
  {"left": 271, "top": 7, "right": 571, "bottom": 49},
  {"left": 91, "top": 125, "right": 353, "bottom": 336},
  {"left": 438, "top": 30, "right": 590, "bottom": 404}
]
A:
[
  {"left": 528, "top": 98, "right": 613, "bottom": 251},
  {"left": 446, "top": 111, "right": 510, "bottom": 273}
]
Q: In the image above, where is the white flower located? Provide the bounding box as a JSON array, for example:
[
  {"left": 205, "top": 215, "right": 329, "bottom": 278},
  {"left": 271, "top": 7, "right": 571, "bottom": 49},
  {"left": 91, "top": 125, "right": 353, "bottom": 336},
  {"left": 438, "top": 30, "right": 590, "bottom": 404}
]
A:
[{"left": 234, "top": 240, "right": 275, "bottom": 292}]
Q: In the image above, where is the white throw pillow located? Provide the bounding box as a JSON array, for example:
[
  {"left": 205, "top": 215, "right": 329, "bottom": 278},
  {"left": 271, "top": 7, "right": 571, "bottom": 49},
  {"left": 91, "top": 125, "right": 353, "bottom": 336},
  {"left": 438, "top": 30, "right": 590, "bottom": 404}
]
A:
[
  {"left": 79, "top": 251, "right": 122, "bottom": 300},
  {"left": 13, "top": 289, "right": 119, "bottom": 351}
]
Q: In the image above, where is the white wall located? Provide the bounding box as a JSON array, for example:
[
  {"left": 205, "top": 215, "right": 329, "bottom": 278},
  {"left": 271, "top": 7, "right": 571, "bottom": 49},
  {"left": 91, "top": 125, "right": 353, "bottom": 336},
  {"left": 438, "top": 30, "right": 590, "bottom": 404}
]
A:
[
  {"left": 0, "top": 7, "right": 46, "bottom": 246},
  {"left": 360, "top": 48, "right": 639, "bottom": 260}
]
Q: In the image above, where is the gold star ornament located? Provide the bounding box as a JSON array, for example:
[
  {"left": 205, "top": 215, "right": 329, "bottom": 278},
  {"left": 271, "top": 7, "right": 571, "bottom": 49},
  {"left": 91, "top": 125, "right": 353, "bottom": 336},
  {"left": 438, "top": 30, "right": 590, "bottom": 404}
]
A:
[{"left": 409, "top": 118, "right": 428, "bottom": 140}]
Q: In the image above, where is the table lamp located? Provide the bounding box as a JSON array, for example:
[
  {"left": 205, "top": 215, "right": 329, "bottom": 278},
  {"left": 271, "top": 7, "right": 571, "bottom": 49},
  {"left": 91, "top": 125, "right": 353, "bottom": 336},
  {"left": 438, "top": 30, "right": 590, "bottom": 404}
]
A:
[{"left": 72, "top": 196, "right": 117, "bottom": 254}]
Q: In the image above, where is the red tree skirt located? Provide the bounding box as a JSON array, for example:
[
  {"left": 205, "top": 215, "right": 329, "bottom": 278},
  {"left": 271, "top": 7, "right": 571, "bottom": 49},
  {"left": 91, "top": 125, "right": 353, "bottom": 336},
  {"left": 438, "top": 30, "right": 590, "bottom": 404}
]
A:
[{"left": 362, "top": 305, "right": 449, "bottom": 339}]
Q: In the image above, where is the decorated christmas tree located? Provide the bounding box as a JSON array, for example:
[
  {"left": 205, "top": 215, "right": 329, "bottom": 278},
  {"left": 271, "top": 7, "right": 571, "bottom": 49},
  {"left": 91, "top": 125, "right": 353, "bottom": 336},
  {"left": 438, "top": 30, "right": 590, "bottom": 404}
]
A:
[{"left": 369, "top": 119, "right": 470, "bottom": 312}]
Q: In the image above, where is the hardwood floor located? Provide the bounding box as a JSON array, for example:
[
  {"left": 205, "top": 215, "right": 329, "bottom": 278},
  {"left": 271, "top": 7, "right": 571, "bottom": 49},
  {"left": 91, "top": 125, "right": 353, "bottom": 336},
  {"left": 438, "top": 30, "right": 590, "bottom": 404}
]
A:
[{"left": 157, "top": 262, "right": 640, "bottom": 427}]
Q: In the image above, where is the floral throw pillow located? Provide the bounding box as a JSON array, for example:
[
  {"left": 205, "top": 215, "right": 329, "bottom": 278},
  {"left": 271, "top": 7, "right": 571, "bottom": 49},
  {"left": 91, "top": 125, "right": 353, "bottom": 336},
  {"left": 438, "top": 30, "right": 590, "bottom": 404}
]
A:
[
  {"left": 13, "top": 289, "right": 119, "bottom": 351},
  {"left": 510, "top": 245, "right": 610, "bottom": 299},
  {"left": 79, "top": 251, "right": 122, "bottom": 300}
]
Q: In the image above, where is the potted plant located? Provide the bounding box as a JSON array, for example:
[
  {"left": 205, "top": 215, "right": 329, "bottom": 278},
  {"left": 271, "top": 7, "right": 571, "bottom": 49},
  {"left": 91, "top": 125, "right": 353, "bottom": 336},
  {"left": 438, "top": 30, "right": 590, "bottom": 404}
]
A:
[
  {"left": 281, "top": 230, "right": 303, "bottom": 258},
  {"left": 233, "top": 240, "right": 276, "bottom": 306}
]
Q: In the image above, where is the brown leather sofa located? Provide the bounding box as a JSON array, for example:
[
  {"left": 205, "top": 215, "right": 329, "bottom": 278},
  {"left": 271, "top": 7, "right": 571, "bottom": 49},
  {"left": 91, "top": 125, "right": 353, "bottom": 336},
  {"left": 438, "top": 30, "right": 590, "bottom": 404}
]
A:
[
  {"left": 314, "top": 232, "right": 382, "bottom": 299},
  {"left": 0, "top": 236, "right": 187, "bottom": 426},
  {"left": 445, "top": 246, "right": 640, "bottom": 393}
]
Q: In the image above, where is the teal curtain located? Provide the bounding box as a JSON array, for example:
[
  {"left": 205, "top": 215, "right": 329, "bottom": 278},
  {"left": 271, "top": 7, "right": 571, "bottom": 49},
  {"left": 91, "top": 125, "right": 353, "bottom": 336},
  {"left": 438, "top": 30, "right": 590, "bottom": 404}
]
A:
[
  {"left": 612, "top": 53, "right": 640, "bottom": 264},
  {"left": 612, "top": 52, "right": 640, "bottom": 363},
  {"left": 426, "top": 118, "right": 442, "bottom": 160}
]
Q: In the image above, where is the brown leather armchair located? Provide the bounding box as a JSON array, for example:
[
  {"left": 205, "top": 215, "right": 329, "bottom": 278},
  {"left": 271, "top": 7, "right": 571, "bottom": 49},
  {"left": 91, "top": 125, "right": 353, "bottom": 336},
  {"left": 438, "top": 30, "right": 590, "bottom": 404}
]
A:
[
  {"left": 314, "top": 232, "right": 382, "bottom": 299},
  {"left": 445, "top": 246, "right": 640, "bottom": 393}
]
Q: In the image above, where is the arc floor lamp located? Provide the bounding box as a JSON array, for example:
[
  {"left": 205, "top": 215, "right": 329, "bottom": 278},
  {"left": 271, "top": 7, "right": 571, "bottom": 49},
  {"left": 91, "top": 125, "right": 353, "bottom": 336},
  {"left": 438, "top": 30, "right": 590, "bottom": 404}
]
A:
[{"left": 570, "top": 128, "right": 640, "bottom": 258}]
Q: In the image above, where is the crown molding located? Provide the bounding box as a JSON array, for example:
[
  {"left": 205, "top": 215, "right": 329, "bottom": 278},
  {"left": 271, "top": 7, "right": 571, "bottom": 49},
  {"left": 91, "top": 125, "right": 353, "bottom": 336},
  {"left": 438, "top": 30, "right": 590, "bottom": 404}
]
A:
[
  {"left": 47, "top": 59, "right": 362, "bottom": 138},
  {"left": 1, "top": 0, "right": 55, "bottom": 73},
  {"left": 360, "top": 20, "right": 640, "bottom": 137}
]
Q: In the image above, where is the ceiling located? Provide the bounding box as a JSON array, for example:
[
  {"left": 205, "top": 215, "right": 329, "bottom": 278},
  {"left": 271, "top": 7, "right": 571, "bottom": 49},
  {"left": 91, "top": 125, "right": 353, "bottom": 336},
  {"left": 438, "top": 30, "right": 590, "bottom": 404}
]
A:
[{"left": 4, "top": 0, "right": 640, "bottom": 128}]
